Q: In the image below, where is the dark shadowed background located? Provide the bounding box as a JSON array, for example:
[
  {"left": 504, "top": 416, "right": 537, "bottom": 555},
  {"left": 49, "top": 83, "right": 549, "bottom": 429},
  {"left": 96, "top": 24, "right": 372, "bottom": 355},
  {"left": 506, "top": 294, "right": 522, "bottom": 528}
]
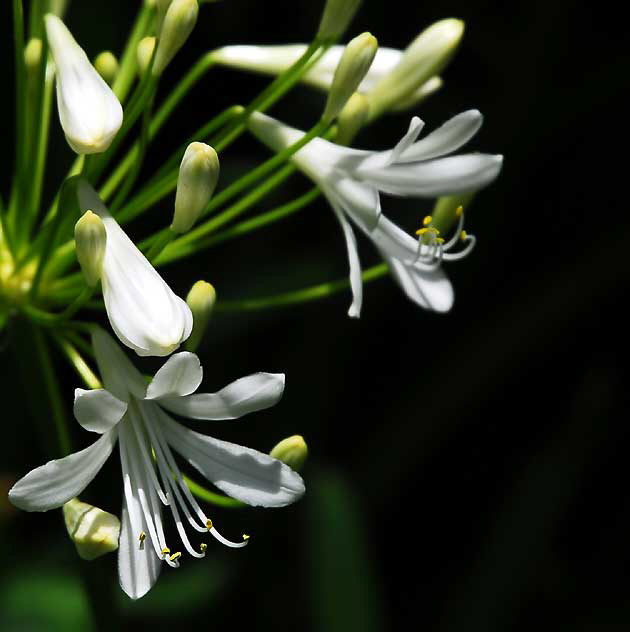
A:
[{"left": 1, "top": 1, "right": 627, "bottom": 630}]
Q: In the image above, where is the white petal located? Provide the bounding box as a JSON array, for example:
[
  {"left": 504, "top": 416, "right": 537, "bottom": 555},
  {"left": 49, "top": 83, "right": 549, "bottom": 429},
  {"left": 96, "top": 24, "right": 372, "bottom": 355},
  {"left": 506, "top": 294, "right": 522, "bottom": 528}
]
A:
[
  {"left": 91, "top": 327, "right": 147, "bottom": 402},
  {"left": 398, "top": 110, "right": 484, "bottom": 162},
  {"left": 159, "top": 372, "right": 285, "bottom": 420},
  {"left": 159, "top": 412, "right": 305, "bottom": 507},
  {"left": 73, "top": 388, "right": 128, "bottom": 433},
  {"left": 360, "top": 116, "right": 425, "bottom": 171},
  {"left": 45, "top": 14, "right": 122, "bottom": 154},
  {"left": 330, "top": 202, "right": 363, "bottom": 318},
  {"left": 327, "top": 176, "right": 381, "bottom": 229},
  {"left": 145, "top": 352, "right": 203, "bottom": 400},
  {"left": 78, "top": 181, "right": 193, "bottom": 357},
  {"left": 8, "top": 430, "right": 118, "bottom": 512}
]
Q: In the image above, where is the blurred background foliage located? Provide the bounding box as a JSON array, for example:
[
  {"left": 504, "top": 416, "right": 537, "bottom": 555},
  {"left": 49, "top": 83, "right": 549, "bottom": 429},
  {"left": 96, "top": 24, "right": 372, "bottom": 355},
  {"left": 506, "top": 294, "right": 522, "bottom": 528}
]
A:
[{"left": 0, "top": 0, "right": 626, "bottom": 630}]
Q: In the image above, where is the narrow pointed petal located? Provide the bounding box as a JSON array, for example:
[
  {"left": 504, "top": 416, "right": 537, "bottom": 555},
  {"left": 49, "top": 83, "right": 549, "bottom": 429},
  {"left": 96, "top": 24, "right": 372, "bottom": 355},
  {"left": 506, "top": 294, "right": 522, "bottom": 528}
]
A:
[
  {"left": 78, "top": 181, "right": 193, "bottom": 357},
  {"left": 45, "top": 14, "right": 122, "bottom": 154},
  {"left": 398, "top": 110, "right": 484, "bottom": 162},
  {"left": 159, "top": 373, "right": 285, "bottom": 420},
  {"left": 74, "top": 388, "right": 128, "bottom": 433},
  {"left": 327, "top": 176, "right": 381, "bottom": 229},
  {"left": 159, "top": 412, "right": 305, "bottom": 507},
  {"left": 8, "top": 430, "right": 118, "bottom": 512},
  {"left": 145, "top": 352, "right": 203, "bottom": 400},
  {"left": 361, "top": 116, "right": 425, "bottom": 171}
]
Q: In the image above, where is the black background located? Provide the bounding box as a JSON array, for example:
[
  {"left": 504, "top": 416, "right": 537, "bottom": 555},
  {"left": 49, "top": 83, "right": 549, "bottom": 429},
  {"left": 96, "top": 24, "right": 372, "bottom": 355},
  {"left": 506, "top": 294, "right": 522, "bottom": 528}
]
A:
[{"left": 1, "top": 1, "right": 628, "bottom": 630}]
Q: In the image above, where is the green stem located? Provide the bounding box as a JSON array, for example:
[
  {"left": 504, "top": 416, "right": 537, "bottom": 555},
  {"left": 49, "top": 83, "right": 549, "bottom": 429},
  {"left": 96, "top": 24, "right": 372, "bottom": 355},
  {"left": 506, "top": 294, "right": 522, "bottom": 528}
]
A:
[
  {"left": 22, "top": 286, "right": 94, "bottom": 324},
  {"left": 184, "top": 475, "right": 245, "bottom": 509},
  {"left": 145, "top": 229, "right": 174, "bottom": 261},
  {"left": 54, "top": 334, "right": 102, "bottom": 389},
  {"left": 216, "top": 263, "right": 389, "bottom": 312}
]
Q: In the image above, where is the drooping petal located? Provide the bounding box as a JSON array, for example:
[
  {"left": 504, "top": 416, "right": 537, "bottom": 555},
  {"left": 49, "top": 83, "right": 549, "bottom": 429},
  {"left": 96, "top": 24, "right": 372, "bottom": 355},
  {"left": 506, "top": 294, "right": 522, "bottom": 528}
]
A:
[
  {"left": 145, "top": 352, "right": 203, "bottom": 400},
  {"left": 45, "top": 14, "right": 122, "bottom": 154},
  {"left": 8, "top": 430, "right": 118, "bottom": 512},
  {"left": 78, "top": 181, "right": 193, "bottom": 357},
  {"left": 74, "top": 388, "right": 128, "bottom": 433},
  {"left": 159, "top": 372, "right": 285, "bottom": 420},
  {"left": 158, "top": 411, "right": 305, "bottom": 507}
]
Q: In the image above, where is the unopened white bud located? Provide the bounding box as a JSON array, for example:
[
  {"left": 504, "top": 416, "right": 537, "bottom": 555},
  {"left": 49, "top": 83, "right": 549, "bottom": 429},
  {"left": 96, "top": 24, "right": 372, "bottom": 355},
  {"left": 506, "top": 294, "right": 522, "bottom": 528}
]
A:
[
  {"left": 153, "top": 0, "right": 199, "bottom": 76},
  {"left": 63, "top": 498, "right": 120, "bottom": 561},
  {"left": 336, "top": 92, "right": 370, "bottom": 145},
  {"left": 323, "top": 32, "right": 377, "bottom": 124},
  {"left": 317, "top": 0, "right": 363, "bottom": 41},
  {"left": 172, "top": 142, "right": 219, "bottom": 234},
  {"left": 270, "top": 435, "right": 308, "bottom": 472},
  {"left": 94, "top": 51, "right": 119, "bottom": 85},
  {"left": 24, "top": 38, "right": 43, "bottom": 74},
  {"left": 185, "top": 280, "right": 216, "bottom": 351},
  {"left": 137, "top": 36, "right": 156, "bottom": 78},
  {"left": 75, "top": 210, "right": 107, "bottom": 287},
  {"left": 389, "top": 76, "right": 443, "bottom": 112},
  {"left": 367, "top": 18, "right": 464, "bottom": 120}
]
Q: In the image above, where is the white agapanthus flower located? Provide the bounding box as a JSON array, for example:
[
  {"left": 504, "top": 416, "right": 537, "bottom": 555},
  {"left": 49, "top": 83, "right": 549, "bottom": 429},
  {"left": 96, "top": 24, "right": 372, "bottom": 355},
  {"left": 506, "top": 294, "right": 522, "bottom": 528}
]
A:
[
  {"left": 77, "top": 180, "right": 192, "bottom": 357},
  {"left": 45, "top": 14, "right": 123, "bottom": 154},
  {"left": 9, "top": 328, "right": 304, "bottom": 600},
  {"left": 248, "top": 111, "right": 503, "bottom": 316}
]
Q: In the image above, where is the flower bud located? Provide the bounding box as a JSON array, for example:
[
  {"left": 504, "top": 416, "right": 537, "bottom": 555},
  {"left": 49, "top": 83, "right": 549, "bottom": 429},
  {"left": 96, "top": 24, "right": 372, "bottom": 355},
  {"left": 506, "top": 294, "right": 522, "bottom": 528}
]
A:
[
  {"left": 45, "top": 14, "right": 123, "bottom": 154},
  {"left": 390, "top": 76, "right": 443, "bottom": 112},
  {"left": 75, "top": 210, "right": 107, "bottom": 287},
  {"left": 63, "top": 498, "right": 120, "bottom": 561},
  {"left": 270, "top": 435, "right": 308, "bottom": 472},
  {"left": 367, "top": 18, "right": 464, "bottom": 120},
  {"left": 185, "top": 280, "right": 216, "bottom": 351},
  {"left": 317, "top": 0, "right": 363, "bottom": 41},
  {"left": 323, "top": 32, "right": 378, "bottom": 124},
  {"left": 24, "top": 38, "right": 43, "bottom": 75},
  {"left": 136, "top": 36, "right": 156, "bottom": 78},
  {"left": 336, "top": 92, "right": 370, "bottom": 145},
  {"left": 94, "top": 51, "right": 119, "bottom": 85},
  {"left": 172, "top": 142, "right": 219, "bottom": 234},
  {"left": 155, "top": 0, "right": 173, "bottom": 33},
  {"left": 430, "top": 192, "right": 475, "bottom": 235},
  {"left": 48, "top": 0, "right": 69, "bottom": 17},
  {"left": 153, "top": 0, "right": 199, "bottom": 76}
]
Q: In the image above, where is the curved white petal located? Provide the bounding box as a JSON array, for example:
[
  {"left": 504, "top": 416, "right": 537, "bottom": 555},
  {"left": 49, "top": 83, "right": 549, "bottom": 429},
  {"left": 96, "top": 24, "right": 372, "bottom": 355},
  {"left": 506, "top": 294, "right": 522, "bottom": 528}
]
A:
[
  {"left": 91, "top": 327, "right": 147, "bottom": 402},
  {"left": 78, "top": 181, "right": 193, "bottom": 357},
  {"left": 74, "top": 388, "right": 128, "bottom": 433},
  {"left": 327, "top": 176, "right": 381, "bottom": 230},
  {"left": 398, "top": 110, "right": 484, "bottom": 162},
  {"left": 360, "top": 116, "right": 425, "bottom": 171},
  {"left": 158, "top": 412, "right": 305, "bottom": 507},
  {"left": 145, "top": 352, "right": 203, "bottom": 400},
  {"left": 159, "top": 373, "right": 285, "bottom": 420},
  {"left": 8, "top": 430, "right": 118, "bottom": 512},
  {"left": 45, "top": 14, "right": 122, "bottom": 154}
]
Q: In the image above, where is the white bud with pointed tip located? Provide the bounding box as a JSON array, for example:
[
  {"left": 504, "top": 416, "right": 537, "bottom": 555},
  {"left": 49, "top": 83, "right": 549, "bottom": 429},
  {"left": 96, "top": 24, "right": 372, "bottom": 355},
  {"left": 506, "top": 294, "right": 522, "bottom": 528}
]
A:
[
  {"left": 45, "top": 14, "right": 123, "bottom": 154},
  {"left": 185, "top": 280, "right": 216, "bottom": 351},
  {"left": 153, "top": 0, "right": 199, "bottom": 76},
  {"left": 269, "top": 435, "right": 308, "bottom": 472},
  {"left": 137, "top": 36, "right": 156, "bottom": 78},
  {"left": 63, "top": 498, "right": 120, "bottom": 560},
  {"left": 75, "top": 210, "right": 107, "bottom": 287},
  {"left": 317, "top": 0, "right": 363, "bottom": 41}
]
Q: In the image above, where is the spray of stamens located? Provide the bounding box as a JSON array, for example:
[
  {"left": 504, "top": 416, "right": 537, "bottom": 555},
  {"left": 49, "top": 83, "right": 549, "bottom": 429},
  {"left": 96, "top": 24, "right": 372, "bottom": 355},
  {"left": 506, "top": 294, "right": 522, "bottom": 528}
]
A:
[{"left": 414, "top": 206, "right": 476, "bottom": 265}]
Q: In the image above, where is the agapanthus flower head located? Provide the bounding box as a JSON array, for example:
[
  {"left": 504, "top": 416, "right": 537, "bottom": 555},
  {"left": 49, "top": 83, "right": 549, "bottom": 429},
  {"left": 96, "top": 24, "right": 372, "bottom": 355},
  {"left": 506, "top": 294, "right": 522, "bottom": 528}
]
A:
[{"left": 9, "top": 328, "right": 304, "bottom": 599}]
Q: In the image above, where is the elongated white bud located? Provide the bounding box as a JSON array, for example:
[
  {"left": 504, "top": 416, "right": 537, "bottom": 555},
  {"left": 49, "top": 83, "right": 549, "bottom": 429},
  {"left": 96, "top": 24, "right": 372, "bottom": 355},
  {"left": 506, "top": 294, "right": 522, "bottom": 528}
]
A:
[
  {"left": 367, "top": 18, "right": 464, "bottom": 119},
  {"left": 63, "top": 498, "right": 120, "bottom": 560},
  {"left": 317, "top": 0, "right": 363, "bottom": 41},
  {"left": 336, "top": 92, "right": 370, "bottom": 145},
  {"left": 270, "top": 435, "right": 308, "bottom": 472},
  {"left": 137, "top": 36, "right": 156, "bottom": 78},
  {"left": 94, "top": 51, "right": 119, "bottom": 85},
  {"left": 45, "top": 14, "right": 123, "bottom": 154},
  {"left": 172, "top": 142, "right": 219, "bottom": 234},
  {"left": 323, "top": 32, "right": 378, "bottom": 123},
  {"left": 185, "top": 280, "right": 216, "bottom": 351},
  {"left": 153, "top": 0, "right": 199, "bottom": 76},
  {"left": 75, "top": 210, "right": 107, "bottom": 287}
]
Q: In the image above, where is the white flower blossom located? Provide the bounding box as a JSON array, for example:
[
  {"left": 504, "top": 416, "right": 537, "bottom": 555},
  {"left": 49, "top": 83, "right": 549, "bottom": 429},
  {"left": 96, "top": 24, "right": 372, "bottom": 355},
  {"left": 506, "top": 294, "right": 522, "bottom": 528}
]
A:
[
  {"left": 45, "top": 14, "right": 123, "bottom": 154},
  {"left": 77, "top": 180, "right": 192, "bottom": 357},
  {"left": 248, "top": 111, "right": 503, "bottom": 316},
  {"left": 9, "top": 328, "right": 304, "bottom": 600}
]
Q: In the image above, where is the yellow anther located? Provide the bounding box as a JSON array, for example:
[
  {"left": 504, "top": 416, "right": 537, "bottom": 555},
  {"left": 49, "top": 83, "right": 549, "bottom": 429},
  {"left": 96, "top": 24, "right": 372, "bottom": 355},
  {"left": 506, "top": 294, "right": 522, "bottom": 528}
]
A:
[
  {"left": 161, "top": 547, "right": 171, "bottom": 555},
  {"left": 138, "top": 531, "right": 146, "bottom": 542},
  {"left": 169, "top": 551, "right": 182, "bottom": 562},
  {"left": 200, "top": 543, "right": 207, "bottom": 552},
  {"left": 423, "top": 215, "right": 432, "bottom": 226},
  {"left": 242, "top": 534, "right": 250, "bottom": 541},
  {"left": 435, "top": 237, "right": 445, "bottom": 244},
  {"left": 206, "top": 519, "right": 213, "bottom": 530},
  {"left": 460, "top": 230, "right": 468, "bottom": 241},
  {"left": 415, "top": 227, "right": 440, "bottom": 237},
  {"left": 455, "top": 205, "right": 464, "bottom": 218}
]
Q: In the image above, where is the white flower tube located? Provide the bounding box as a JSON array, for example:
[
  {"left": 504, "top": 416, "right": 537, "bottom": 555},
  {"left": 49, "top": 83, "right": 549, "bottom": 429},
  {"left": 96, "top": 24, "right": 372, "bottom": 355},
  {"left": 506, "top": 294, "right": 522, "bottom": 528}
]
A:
[
  {"left": 77, "top": 181, "right": 192, "bottom": 357},
  {"left": 45, "top": 14, "right": 123, "bottom": 154}
]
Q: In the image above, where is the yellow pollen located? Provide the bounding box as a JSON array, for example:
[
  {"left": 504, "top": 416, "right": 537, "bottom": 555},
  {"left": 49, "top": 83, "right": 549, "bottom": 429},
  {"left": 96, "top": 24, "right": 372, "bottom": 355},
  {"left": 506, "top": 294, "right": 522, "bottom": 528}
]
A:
[
  {"left": 169, "top": 551, "right": 182, "bottom": 562},
  {"left": 206, "top": 519, "right": 213, "bottom": 530},
  {"left": 200, "top": 543, "right": 207, "bottom": 552},
  {"left": 415, "top": 227, "right": 440, "bottom": 237},
  {"left": 460, "top": 230, "right": 468, "bottom": 240},
  {"left": 422, "top": 215, "right": 432, "bottom": 226},
  {"left": 138, "top": 531, "right": 146, "bottom": 542},
  {"left": 242, "top": 534, "right": 250, "bottom": 541},
  {"left": 161, "top": 547, "right": 171, "bottom": 555},
  {"left": 435, "top": 237, "right": 445, "bottom": 244},
  {"left": 456, "top": 205, "right": 464, "bottom": 218}
]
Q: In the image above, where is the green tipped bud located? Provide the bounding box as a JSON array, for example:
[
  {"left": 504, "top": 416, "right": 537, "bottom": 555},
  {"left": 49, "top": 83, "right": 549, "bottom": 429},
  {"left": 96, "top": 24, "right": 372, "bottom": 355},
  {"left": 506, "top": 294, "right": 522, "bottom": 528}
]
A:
[
  {"left": 172, "top": 142, "right": 219, "bottom": 234},
  {"left": 270, "top": 435, "right": 308, "bottom": 472},
  {"left": 317, "top": 0, "right": 363, "bottom": 41},
  {"left": 323, "top": 32, "right": 378, "bottom": 124},
  {"left": 63, "top": 498, "right": 120, "bottom": 561},
  {"left": 185, "top": 280, "right": 216, "bottom": 351},
  {"left": 48, "top": 0, "right": 70, "bottom": 17},
  {"left": 367, "top": 18, "right": 464, "bottom": 120},
  {"left": 336, "top": 92, "right": 370, "bottom": 145},
  {"left": 24, "top": 38, "right": 43, "bottom": 74},
  {"left": 137, "top": 36, "right": 156, "bottom": 78},
  {"left": 75, "top": 210, "right": 106, "bottom": 287},
  {"left": 94, "top": 51, "right": 119, "bottom": 85},
  {"left": 153, "top": 0, "right": 199, "bottom": 76}
]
